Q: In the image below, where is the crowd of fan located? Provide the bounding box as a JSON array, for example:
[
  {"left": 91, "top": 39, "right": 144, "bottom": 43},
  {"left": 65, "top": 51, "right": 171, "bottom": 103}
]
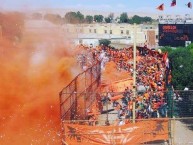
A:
[{"left": 77, "top": 44, "right": 169, "bottom": 124}]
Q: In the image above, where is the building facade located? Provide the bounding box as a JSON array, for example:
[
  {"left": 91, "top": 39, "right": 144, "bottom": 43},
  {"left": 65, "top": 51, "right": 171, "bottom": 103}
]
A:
[{"left": 62, "top": 23, "right": 158, "bottom": 48}]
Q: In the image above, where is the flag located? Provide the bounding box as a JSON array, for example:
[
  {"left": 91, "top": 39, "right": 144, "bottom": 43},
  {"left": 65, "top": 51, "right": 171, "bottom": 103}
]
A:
[
  {"left": 171, "top": 0, "right": 176, "bottom": 7},
  {"left": 186, "top": 2, "right": 192, "bottom": 8},
  {"left": 157, "top": 3, "right": 164, "bottom": 11}
]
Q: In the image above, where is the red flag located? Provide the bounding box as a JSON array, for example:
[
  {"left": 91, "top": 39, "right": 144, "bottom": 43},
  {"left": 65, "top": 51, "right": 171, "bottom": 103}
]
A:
[
  {"left": 171, "top": 0, "right": 176, "bottom": 7},
  {"left": 157, "top": 3, "right": 164, "bottom": 11},
  {"left": 186, "top": 2, "right": 192, "bottom": 8}
]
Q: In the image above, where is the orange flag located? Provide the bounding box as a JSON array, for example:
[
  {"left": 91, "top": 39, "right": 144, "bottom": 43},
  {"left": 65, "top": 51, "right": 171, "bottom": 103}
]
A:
[
  {"left": 157, "top": 3, "right": 164, "bottom": 11},
  {"left": 171, "top": 0, "right": 176, "bottom": 7},
  {"left": 186, "top": 2, "right": 192, "bottom": 8}
]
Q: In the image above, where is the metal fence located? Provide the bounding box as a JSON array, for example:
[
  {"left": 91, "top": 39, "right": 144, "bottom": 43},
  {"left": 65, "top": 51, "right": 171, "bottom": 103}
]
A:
[
  {"left": 59, "top": 61, "right": 101, "bottom": 120},
  {"left": 60, "top": 89, "right": 193, "bottom": 145}
]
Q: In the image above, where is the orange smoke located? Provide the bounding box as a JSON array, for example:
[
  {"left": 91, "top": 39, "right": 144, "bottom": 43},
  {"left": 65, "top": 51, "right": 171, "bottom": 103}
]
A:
[{"left": 0, "top": 29, "right": 80, "bottom": 144}]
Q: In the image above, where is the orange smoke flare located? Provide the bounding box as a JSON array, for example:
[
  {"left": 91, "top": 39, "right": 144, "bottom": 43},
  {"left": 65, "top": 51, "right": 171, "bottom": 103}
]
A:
[{"left": 0, "top": 28, "right": 80, "bottom": 145}]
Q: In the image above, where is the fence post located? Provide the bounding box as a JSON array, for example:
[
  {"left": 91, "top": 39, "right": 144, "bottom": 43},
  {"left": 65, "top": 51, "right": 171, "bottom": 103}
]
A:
[
  {"left": 173, "top": 118, "right": 175, "bottom": 145},
  {"left": 74, "top": 78, "right": 78, "bottom": 120}
]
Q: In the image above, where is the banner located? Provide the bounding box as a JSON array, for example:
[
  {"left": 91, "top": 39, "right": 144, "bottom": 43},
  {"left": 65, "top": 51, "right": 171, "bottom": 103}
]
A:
[{"left": 63, "top": 119, "right": 168, "bottom": 145}]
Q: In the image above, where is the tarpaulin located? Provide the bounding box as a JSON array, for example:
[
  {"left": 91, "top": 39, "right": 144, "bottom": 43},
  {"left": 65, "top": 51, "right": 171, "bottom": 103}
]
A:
[
  {"left": 101, "top": 78, "right": 133, "bottom": 93},
  {"left": 63, "top": 119, "right": 168, "bottom": 145}
]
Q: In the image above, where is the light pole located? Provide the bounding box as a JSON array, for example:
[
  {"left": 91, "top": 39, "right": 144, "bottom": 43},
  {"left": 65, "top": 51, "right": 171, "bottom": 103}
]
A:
[
  {"left": 132, "top": 23, "right": 137, "bottom": 123},
  {"left": 0, "top": 25, "right": 2, "bottom": 39},
  {"left": 109, "top": 18, "right": 112, "bottom": 40}
]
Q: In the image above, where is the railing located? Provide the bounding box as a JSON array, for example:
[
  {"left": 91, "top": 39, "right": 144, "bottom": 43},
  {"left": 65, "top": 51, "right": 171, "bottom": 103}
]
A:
[
  {"left": 60, "top": 89, "right": 193, "bottom": 144},
  {"left": 59, "top": 61, "right": 101, "bottom": 120},
  {"left": 166, "top": 88, "right": 193, "bottom": 118}
]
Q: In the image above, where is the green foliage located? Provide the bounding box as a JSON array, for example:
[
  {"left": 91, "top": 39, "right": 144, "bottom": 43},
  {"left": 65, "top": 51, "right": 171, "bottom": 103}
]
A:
[
  {"left": 119, "top": 13, "right": 152, "bottom": 24},
  {"left": 44, "top": 14, "right": 62, "bottom": 25},
  {"left": 76, "top": 11, "right": 84, "bottom": 23},
  {"left": 99, "top": 39, "right": 111, "bottom": 46},
  {"left": 143, "top": 16, "right": 153, "bottom": 23},
  {"left": 128, "top": 15, "right": 153, "bottom": 24},
  {"left": 131, "top": 15, "right": 141, "bottom": 24},
  {"left": 85, "top": 15, "right": 93, "bottom": 24},
  {"left": 108, "top": 13, "right": 114, "bottom": 20},
  {"left": 187, "top": 43, "right": 193, "bottom": 55},
  {"left": 94, "top": 15, "right": 104, "bottom": 23},
  {"left": 105, "top": 13, "right": 114, "bottom": 23},
  {"left": 120, "top": 12, "right": 128, "bottom": 23},
  {"left": 164, "top": 47, "right": 193, "bottom": 89},
  {"left": 160, "top": 46, "right": 173, "bottom": 53},
  {"left": 105, "top": 17, "right": 111, "bottom": 23},
  {"left": 64, "top": 11, "right": 84, "bottom": 24}
]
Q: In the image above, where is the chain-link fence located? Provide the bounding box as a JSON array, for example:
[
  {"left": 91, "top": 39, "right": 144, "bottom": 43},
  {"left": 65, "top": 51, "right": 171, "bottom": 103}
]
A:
[
  {"left": 59, "top": 61, "right": 101, "bottom": 120},
  {"left": 60, "top": 89, "right": 193, "bottom": 145}
]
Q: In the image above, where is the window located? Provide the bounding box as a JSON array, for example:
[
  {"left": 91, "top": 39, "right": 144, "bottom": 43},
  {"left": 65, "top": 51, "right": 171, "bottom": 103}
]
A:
[
  {"left": 104, "top": 30, "right": 107, "bottom": 34},
  {"left": 110, "top": 30, "right": 112, "bottom": 34},
  {"left": 89, "top": 29, "right": 92, "bottom": 33},
  {"left": 121, "top": 30, "right": 124, "bottom": 34},
  {"left": 94, "top": 29, "right": 96, "bottom": 33},
  {"left": 126, "top": 30, "right": 129, "bottom": 35},
  {"left": 156, "top": 35, "right": 158, "bottom": 39}
]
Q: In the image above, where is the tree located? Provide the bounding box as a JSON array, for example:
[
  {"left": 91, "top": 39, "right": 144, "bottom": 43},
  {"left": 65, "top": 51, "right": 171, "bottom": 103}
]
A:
[
  {"left": 85, "top": 15, "right": 93, "bottom": 24},
  {"left": 105, "top": 17, "right": 111, "bottom": 23},
  {"left": 64, "top": 11, "right": 85, "bottom": 24},
  {"left": 115, "top": 17, "right": 120, "bottom": 23},
  {"left": 119, "top": 14, "right": 153, "bottom": 24},
  {"left": 104, "top": 13, "right": 114, "bottom": 23},
  {"left": 143, "top": 16, "right": 153, "bottom": 23},
  {"left": 108, "top": 13, "right": 114, "bottom": 21},
  {"left": 161, "top": 47, "right": 193, "bottom": 90},
  {"left": 132, "top": 15, "right": 142, "bottom": 24},
  {"left": 44, "top": 13, "right": 62, "bottom": 25},
  {"left": 64, "top": 12, "right": 77, "bottom": 23},
  {"left": 76, "top": 11, "right": 84, "bottom": 23},
  {"left": 187, "top": 43, "right": 193, "bottom": 55},
  {"left": 120, "top": 12, "right": 128, "bottom": 23},
  {"left": 94, "top": 15, "right": 104, "bottom": 23},
  {"left": 99, "top": 39, "right": 111, "bottom": 46}
]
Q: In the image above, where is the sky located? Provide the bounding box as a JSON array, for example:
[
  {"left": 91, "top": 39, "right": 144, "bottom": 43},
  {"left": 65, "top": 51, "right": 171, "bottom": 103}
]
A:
[{"left": 1, "top": 0, "right": 193, "bottom": 16}]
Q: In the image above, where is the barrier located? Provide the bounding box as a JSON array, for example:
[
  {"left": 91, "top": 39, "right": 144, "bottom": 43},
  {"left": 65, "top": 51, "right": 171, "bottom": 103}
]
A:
[
  {"left": 59, "top": 45, "right": 193, "bottom": 144},
  {"left": 61, "top": 118, "right": 193, "bottom": 145},
  {"left": 59, "top": 61, "right": 101, "bottom": 120},
  {"left": 61, "top": 118, "right": 169, "bottom": 145}
]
